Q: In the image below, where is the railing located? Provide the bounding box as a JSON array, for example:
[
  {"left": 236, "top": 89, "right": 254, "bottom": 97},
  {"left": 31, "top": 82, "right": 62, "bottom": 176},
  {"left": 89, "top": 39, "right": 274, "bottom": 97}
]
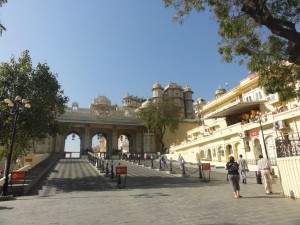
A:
[
  {"left": 87, "top": 153, "right": 212, "bottom": 182},
  {"left": 64, "top": 151, "right": 81, "bottom": 158},
  {"left": 276, "top": 136, "right": 300, "bottom": 158}
]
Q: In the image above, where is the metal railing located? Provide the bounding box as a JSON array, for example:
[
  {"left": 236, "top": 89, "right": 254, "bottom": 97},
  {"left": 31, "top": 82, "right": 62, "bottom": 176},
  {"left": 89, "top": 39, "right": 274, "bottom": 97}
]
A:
[
  {"left": 276, "top": 137, "right": 300, "bottom": 158},
  {"left": 87, "top": 152, "right": 212, "bottom": 185}
]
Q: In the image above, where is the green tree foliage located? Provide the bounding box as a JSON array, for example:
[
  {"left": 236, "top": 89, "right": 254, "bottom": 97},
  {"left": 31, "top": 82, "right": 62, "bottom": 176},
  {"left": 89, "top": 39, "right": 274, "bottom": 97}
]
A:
[
  {"left": 0, "top": 50, "right": 69, "bottom": 160},
  {"left": 137, "top": 96, "right": 181, "bottom": 153},
  {"left": 163, "top": 0, "right": 300, "bottom": 101},
  {"left": 0, "top": 0, "right": 7, "bottom": 35}
]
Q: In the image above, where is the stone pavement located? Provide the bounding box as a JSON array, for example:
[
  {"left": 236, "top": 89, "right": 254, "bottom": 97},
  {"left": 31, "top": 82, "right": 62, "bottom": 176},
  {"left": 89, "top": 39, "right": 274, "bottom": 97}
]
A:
[{"left": 0, "top": 158, "right": 299, "bottom": 225}]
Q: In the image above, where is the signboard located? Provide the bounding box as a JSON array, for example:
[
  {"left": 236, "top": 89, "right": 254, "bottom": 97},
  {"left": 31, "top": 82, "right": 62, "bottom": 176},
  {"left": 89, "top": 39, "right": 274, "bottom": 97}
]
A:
[
  {"left": 116, "top": 166, "right": 127, "bottom": 175},
  {"left": 202, "top": 163, "right": 211, "bottom": 171},
  {"left": 25, "top": 158, "right": 32, "bottom": 162},
  {"left": 11, "top": 171, "right": 26, "bottom": 181},
  {"left": 250, "top": 131, "right": 259, "bottom": 137}
]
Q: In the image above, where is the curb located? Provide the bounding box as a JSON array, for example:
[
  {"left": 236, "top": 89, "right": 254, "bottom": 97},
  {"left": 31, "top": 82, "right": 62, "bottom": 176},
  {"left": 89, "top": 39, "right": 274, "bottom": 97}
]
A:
[{"left": 0, "top": 195, "right": 16, "bottom": 201}]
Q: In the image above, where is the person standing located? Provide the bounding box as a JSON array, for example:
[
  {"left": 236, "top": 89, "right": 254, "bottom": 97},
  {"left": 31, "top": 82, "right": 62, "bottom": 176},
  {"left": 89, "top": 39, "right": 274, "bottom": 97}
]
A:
[
  {"left": 257, "top": 155, "right": 273, "bottom": 195},
  {"left": 237, "top": 154, "right": 248, "bottom": 184},
  {"left": 161, "top": 154, "right": 167, "bottom": 167},
  {"left": 225, "top": 156, "right": 241, "bottom": 199},
  {"left": 178, "top": 154, "right": 184, "bottom": 170}
]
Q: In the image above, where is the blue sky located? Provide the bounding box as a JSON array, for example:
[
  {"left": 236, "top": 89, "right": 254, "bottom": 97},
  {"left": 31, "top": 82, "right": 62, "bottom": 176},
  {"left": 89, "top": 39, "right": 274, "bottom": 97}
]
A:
[{"left": 0, "top": 0, "right": 250, "bottom": 108}]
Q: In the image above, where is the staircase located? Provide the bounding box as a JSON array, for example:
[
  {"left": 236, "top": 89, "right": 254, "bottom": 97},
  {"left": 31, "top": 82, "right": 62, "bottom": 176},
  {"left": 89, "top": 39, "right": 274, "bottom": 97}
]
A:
[{"left": 10, "top": 155, "right": 59, "bottom": 196}]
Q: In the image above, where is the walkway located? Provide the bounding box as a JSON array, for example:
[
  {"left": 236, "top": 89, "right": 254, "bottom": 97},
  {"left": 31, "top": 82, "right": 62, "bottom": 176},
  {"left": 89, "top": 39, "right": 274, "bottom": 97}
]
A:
[{"left": 0, "top": 158, "right": 299, "bottom": 225}]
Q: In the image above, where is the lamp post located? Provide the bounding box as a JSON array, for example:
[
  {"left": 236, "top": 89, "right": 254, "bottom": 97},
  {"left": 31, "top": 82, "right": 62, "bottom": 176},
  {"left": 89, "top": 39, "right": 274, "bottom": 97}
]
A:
[
  {"left": 251, "top": 112, "right": 268, "bottom": 159},
  {"left": 2, "top": 96, "right": 31, "bottom": 196}
]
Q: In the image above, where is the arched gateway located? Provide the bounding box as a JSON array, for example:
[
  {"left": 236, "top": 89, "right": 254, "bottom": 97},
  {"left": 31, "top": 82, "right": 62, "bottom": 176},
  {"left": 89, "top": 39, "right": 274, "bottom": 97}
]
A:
[{"left": 46, "top": 96, "right": 146, "bottom": 157}]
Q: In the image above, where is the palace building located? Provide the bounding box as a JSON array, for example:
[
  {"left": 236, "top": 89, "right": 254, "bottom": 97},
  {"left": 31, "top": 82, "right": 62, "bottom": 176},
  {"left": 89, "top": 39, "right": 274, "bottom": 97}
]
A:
[{"left": 168, "top": 72, "right": 300, "bottom": 170}]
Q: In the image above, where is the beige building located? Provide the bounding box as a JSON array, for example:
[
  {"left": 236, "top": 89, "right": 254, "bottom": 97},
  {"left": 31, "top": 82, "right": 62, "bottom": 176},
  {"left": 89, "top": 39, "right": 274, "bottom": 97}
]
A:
[
  {"left": 168, "top": 72, "right": 300, "bottom": 198},
  {"left": 151, "top": 81, "right": 195, "bottom": 119},
  {"left": 169, "top": 72, "right": 300, "bottom": 163}
]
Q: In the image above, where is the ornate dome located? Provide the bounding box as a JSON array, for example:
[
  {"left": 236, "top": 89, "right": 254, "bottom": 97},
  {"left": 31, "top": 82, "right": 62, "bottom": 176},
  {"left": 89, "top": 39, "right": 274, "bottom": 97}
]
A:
[
  {"left": 152, "top": 81, "right": 163, "bottom": 90},
  {"left": 93, "top": 95, "right": 111, "bottom": 106}
]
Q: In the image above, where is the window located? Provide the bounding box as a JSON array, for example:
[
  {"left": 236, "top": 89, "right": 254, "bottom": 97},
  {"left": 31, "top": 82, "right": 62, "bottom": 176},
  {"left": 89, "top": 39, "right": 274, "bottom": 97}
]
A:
[{"left": 255, "top": 91, "right": 263, "bottom": 100}]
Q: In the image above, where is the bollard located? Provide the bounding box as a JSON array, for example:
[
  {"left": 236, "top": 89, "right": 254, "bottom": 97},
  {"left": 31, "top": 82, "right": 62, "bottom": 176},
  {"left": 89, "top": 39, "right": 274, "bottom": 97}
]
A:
[
  {"left": 117, "top": 174, "right": 121, "bottom": 186},
  {"left": 182, "top": 163, "right": 186, "bottom": 175},
  {"left": 198, "top": 161, "right": 203, "bottom": 179},
  {"left": 106, "top": 160, "right": 109, "bottom": 175},
  {"left": 97, "top": 158, "right": 101, "bottom": 170},
  {"left": 101, "top": 158, "right": 105, "bottom": 172},
  {"left": 116, "top": 165, "right": 127, "bottom": 189},
  {"left": 116, "top": 164, "right": 121, "bottom": 186},
  {"left": 170, "top": 160, "right": 173, "bottom": 172},
  {"left": 110, "top": 160, "right": 114, "bottom": 179},
  {"left": 159, "top": 159, "right": 162, "bottom": 170},
  {"left": 151, "top": 158, "right": 154, "bottom": 168}
]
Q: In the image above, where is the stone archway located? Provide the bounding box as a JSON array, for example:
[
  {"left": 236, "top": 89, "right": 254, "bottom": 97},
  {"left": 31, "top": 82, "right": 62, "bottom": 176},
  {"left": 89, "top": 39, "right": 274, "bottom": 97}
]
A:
[
  {"left": 225, "top": 144, "right": 233, "bottom": 162},
  {"left": 207, "top": 149, "right": 212, "bottom": 160},
  {"left": 200, "top": 150, "right": 205, "bottom": 159},
  {"left": 234, "top": 142, "right": 240, "bottom": 159},
  {"left": 62, "top": 130, "right": 83, "bottom": 158},
  {"left": 217, "top": 147, "right": 223, "bottom": 162},
  {"left": 195, "top": 152, "right": 201, "bottom": 162}
]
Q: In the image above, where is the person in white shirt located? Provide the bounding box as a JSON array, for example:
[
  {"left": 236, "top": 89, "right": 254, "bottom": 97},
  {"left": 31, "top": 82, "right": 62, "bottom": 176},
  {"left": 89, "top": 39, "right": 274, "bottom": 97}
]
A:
[{"left": 257, "top": 155, "right": 273, "bottom": 195}]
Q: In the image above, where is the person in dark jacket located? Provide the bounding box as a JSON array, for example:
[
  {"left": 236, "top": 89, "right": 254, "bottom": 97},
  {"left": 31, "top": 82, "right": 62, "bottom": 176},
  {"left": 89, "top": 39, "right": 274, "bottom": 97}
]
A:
[{"left": 225, "top": 156, "right": 241, "bottom": 198}]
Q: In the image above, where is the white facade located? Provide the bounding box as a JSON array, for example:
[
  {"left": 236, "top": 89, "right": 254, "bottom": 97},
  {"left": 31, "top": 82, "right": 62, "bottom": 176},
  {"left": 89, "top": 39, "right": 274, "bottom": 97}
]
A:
[{"left": 169, "top": 73, "right": 300, "bottom": 168}]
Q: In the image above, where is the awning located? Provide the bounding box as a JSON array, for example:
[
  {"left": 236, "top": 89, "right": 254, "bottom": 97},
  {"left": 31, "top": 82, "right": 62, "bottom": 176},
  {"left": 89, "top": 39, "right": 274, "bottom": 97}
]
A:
[{"left": 205, "top": 101, "right": 266, "bottom": 119}]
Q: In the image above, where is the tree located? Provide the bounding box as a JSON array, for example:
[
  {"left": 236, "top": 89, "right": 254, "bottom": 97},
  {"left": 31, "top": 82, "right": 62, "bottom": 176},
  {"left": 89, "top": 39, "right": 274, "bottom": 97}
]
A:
[
  {"left": 163, "top": 0, "right": 300, "bottom": 101},
  {"left": 0, "top": 50, "right": 69, "bottom": 170},
  {"left": 0, "top": 0, "right": 7, "bottom": 35},
  {"left": 137, "top": 96, "right": 181, "bottom": 153}
]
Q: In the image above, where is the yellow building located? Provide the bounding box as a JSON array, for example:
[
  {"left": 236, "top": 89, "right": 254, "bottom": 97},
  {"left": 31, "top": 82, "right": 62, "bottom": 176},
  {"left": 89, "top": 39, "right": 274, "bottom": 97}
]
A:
[{"left": 168, "top": 72, "right": 300, "bottom": 198}]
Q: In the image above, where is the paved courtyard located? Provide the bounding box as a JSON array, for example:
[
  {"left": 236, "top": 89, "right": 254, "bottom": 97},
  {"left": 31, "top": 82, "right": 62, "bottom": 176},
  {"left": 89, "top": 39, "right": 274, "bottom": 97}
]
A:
[{"left": 0, "top": 158, "right": 299, "bottom": 225}]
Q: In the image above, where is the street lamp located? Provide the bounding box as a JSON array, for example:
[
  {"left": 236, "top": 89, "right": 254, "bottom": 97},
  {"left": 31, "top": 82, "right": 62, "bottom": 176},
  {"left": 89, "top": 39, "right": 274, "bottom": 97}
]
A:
[
  {"left": 2, "top": 95, "right": 31, "bottom": 196},
  {"left": 250, "top": 112, "right": 269, "bottom": 159}
]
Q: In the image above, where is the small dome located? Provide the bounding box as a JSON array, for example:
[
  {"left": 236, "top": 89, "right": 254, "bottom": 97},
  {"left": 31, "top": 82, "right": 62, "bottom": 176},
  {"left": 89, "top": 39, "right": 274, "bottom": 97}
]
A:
[
  {"left": 72, "top": 101, "right": 79, "bottom": 107},
  {"left": 196, "top": 98, "right": 206, "bottom": 104},
  {"left": 140, "top": 99, "right": 151, "bottom": 109},
  {"left": 152, "top": 81, "right": 163, "bottom": 90},
  {"left": 215, "top": 85, "right": 226, "bottom": 96},
  {"left": 165, "top": 82, "right": 182, "bottom": 90},
  {"left": 93, "top": 95, "right": 111, "bottom": 106},
  {"left": 184, "top": 85, "right": 192, "bottom": 92},
  {"left": 123, "top": 93, "right": 130, "bottom": 99}
]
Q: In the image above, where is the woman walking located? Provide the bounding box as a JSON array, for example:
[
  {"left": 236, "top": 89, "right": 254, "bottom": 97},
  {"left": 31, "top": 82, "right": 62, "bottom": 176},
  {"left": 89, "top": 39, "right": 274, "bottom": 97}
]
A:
[{"left": 225, "top": 156, "right": 241, "bottom": 199}]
